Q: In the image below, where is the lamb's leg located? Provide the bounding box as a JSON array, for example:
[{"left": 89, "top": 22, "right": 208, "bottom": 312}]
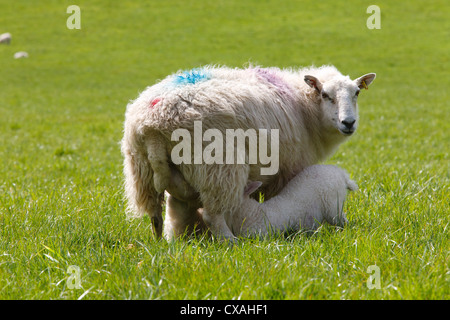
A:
[{"left": 324, "top": 193, "right": 349, "bottom": 227}]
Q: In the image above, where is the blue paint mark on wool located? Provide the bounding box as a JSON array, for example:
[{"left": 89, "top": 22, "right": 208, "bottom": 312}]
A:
[{"left": 172, "top": 68, "right": 211, "bottom": 86}]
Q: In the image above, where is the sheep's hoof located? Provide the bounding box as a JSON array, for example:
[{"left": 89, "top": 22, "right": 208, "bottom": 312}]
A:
[
  {"left": 212, "top": 234, "right": 238, "bottom": 246},
  {"left": 226, "top": 236, "right": 239, "bottom": 247},
  {"left": 151, "top": 216, "right": 163, "bottom": 239}
]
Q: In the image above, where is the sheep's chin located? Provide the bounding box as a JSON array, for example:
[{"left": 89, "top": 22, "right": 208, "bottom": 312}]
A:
[{"left": 338, "top": 128, "right": 355, "bottom": 136}]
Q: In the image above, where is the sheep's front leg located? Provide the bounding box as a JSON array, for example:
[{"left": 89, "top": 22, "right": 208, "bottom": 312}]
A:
[
  {"left": 195, "top": 164, "right": 250, "bottom": 242},
  {"left": 201, "top": 209, "right": 237, "bottom": 242},
  {"left": 164, "top": 195, "right": 208, "bottom": 239},
  {"left": 163, "top": 164, "right": 208, "bottom": 239}
]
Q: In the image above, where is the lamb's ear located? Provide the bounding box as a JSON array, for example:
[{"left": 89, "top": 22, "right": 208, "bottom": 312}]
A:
[
  {"left": 304, "top": 75, "right": 323, "bottom": 93},
  {"left": 355, "top": 73, "right": 376, "bottom": 90},
  {"left": 244, "top": 181, "right": 263, "bottom": 197}
]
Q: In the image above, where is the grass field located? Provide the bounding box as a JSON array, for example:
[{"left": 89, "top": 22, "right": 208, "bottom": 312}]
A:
[{"left": 0, "top": 0, "right": 448, "bottom": 300}]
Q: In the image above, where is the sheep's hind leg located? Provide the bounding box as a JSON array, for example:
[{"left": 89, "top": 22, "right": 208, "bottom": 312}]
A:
[
  {"left": 145, "top": 132, "right": 171, "bottom": 194},
  {"left": 122, "top": 148, "right": 164, "bottom": 238},
  {"left": 149, "top": 194, "right": 164, "bottom": 238},
  {"left": 164, "top": 177, "right": 236, "bottom": 241}
]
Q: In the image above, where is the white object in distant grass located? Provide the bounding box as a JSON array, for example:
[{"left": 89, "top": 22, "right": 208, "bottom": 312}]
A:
[
  {"left": 14, "top": 51, "right": 29, "bottom": 59},
  {"left": 0, "top": 32, "right": 12, "bottom": 44}
]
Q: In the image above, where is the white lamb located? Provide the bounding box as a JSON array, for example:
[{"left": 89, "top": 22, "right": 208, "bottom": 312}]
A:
[
  {"left": 230, "top": 165, "right": 358, "bottom": 236},
  {"left": 163, "top": 164, "right": 357, "bottom": 238},
  {"left": 121, "top": 65, "right": 375, "bottom": 240}
]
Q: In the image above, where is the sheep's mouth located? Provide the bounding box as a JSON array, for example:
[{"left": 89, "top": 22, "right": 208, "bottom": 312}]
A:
[{"left": 339, "top": 128, "right": 355, "bottom": 136}]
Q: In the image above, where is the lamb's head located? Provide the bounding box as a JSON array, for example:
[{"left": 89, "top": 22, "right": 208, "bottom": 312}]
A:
[{"left": 304, "top": 73, "right": 376, "bottom": 136}]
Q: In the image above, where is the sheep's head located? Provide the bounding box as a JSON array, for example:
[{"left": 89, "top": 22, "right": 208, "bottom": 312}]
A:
[{"left": 304, "top": 73, "right": 376, "bottom": 136}]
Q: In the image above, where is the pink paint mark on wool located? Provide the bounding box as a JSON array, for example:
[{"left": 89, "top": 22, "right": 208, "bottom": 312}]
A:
[
  {"left": 149, "top": 98, "right": 161, "bottom": 109},
  {"left": 252, "top": 67, "right": 295, "bottom": 102}
]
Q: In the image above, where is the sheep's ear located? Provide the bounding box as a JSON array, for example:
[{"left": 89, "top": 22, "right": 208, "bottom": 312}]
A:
[
  {"left": 355, "top": 73, "right": 376, "bottom": 90},
  {"left": 304, "top": 75, "right": 323, "bottom": 93},
  {"left": 244, "top": 181, "right": 263, "bottom": 196}
]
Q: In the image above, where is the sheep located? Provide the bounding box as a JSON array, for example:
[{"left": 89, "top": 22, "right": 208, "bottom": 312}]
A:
[
  {"left": 163, "top": 164, "right": 357, "bottom": 237},
  {"left": 14, "top": 51, "right": 28, "bottom": 59},
  {"left": 0, "top": 33, "right": 11, "bottom": 44},
  {"left": 230, "top": 165, "right": 358, "bottom": 236},
  {"left": 121, "top": 65, "right": 375, "bottom": 240}
]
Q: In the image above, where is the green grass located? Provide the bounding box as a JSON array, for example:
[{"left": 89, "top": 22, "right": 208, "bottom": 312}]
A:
[{"left": 0, "top": 0, "right": 448, "bottom": 300}]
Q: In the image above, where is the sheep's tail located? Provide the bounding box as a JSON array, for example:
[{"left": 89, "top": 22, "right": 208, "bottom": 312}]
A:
[
  {"left": 346, "top": 178, "right": 358, "bottom": 192},
  {"left": 121, "top": 132, "right": 166, "bottom": 239}
]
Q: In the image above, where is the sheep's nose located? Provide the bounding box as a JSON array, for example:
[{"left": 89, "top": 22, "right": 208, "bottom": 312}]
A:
[{"left": 342, "top": 118, "right": 356, "bottom": 129}]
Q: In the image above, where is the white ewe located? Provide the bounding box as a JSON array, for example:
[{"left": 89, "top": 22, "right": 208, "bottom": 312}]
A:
[{"left": 121, "top": 65, "right": 375, "bottom": 240}]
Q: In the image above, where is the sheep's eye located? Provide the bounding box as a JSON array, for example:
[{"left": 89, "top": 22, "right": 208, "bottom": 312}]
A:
[
  {"left": 355, "top": 90, "right": 360, "bottom": 97},
  {"left": 321, "top": 92, "right": 334, "bottom": 103}
]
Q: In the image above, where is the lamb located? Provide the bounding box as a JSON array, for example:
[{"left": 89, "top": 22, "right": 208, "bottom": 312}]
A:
[
  {"left": 230, "top": 165, "right": 358, "bottom": 236},
  {"left": 163, "top": 164, "right": 357, "bottom": 238},
  {"left": 121, "top": 65, "right": 375, "bottom": 240}
]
